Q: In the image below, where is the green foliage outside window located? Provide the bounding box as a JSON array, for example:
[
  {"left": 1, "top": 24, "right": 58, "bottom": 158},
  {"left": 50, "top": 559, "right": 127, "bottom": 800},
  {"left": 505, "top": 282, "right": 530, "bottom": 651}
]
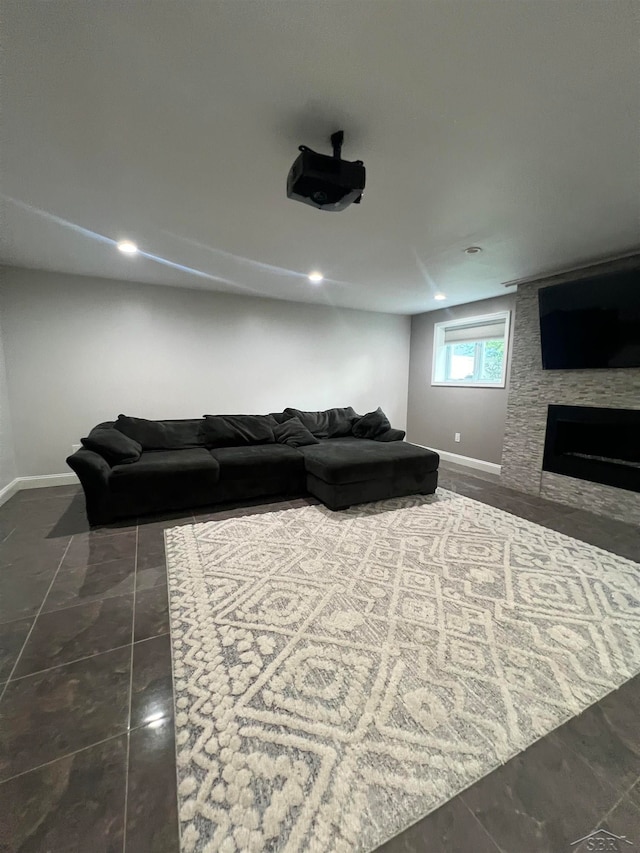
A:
[
  {"left": 481, "top": 340, "right": 505, "bottom": 382},
  {"left": 446, "top": 340, "right": 504, "bottom": 382}
]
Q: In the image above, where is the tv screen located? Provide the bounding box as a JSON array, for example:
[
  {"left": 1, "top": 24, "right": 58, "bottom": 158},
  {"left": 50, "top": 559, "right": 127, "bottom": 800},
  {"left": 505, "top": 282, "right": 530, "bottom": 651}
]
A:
[{"left": 538, "top": 270, "right": 640, "bottom": 369}]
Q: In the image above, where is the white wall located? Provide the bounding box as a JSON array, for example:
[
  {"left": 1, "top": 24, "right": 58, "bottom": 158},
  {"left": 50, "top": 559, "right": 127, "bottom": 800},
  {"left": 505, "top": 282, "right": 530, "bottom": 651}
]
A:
[
  {"left": 0, "top": 267, "right": 410, "bottom": 476},
  {"left": 0, "top": 295, "right": 17, "bottom": 491}
]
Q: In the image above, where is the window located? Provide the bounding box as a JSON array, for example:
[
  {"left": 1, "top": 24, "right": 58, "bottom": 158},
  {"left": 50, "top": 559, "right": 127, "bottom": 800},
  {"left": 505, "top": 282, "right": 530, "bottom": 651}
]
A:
[{"left": 431, "top": 311, "right": 511, "bottom": 387}]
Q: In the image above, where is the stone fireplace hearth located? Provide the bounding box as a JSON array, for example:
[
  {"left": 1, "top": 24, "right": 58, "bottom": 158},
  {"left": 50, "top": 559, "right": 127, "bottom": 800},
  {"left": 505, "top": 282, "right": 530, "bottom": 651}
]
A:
[{"left": 501, "top": 254, "right": 640, "bottom": 524}]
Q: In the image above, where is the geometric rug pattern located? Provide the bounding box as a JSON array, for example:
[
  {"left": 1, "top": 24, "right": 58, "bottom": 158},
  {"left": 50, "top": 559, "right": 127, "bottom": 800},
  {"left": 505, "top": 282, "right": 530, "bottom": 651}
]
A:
[{"left": 165, "top": 490, "right": 640, "bottom": 852}]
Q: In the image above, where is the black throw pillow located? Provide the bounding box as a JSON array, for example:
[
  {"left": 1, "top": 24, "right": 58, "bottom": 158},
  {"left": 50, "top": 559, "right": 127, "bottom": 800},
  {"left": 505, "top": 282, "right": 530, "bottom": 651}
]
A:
[
  {"left": 202, "top": 414, "right": 276, "bottom": 447},
  {"left": 352, "top": 407, "right": 391, "bottom": 439},
  {"left": 273, "top": 417, "right": 320, "bottom": 448},
  {"left": 81, "top": 428, "right": 142, "bottom": 465}
]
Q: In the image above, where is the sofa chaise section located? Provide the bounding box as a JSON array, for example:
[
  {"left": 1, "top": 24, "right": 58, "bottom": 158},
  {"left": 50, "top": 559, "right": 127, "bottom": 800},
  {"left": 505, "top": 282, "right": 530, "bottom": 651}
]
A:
[{"left": 300, "top": 438, "right": 439, "bottom": 510}]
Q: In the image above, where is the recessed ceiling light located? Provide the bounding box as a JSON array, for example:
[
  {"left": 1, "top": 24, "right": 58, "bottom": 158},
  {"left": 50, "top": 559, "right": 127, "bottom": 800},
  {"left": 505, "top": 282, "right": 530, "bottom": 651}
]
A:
[
  {"left": 308, "top": 271, "right": 324, "bottom": 283},
  {"left": 464, "top": 246, "right": 483, "bottom": 254},
  {"left": 117, "top": 240, "right": 138, "bottom": 255},
  {"left": 434, "top": 293, "right": 446, "bottom": 301}
]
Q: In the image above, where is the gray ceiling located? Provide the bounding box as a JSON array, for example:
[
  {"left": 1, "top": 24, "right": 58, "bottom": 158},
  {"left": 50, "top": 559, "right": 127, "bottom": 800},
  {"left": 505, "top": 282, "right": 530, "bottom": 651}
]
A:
[{"left": 2, "top": 0, "right": 639, "bottom": 314}]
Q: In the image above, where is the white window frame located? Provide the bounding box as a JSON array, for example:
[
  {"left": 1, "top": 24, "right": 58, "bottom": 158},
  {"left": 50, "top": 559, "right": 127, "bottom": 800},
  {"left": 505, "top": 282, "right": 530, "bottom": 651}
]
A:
[{"left": 431, "top": 310, "right": 511, "bottom": 388}]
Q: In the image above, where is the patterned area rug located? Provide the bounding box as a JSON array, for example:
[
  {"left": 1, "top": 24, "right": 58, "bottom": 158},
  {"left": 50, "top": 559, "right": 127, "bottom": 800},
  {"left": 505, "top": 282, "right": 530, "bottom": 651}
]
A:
[{"left": 165, "top": 491, "right": 640, "bottom": 853}]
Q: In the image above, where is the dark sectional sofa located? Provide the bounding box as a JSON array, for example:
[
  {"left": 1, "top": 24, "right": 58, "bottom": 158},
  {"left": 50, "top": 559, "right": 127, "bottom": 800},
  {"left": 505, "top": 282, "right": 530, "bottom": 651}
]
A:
[{"left": 66, "top": 407, "right": 439, "bottom": 525}]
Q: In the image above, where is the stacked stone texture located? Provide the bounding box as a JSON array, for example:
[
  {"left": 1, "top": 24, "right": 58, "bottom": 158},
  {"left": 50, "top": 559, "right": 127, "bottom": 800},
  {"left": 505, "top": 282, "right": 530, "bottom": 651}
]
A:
[{"left": 501, "top": 255, "right": 640, "bottom": 524}]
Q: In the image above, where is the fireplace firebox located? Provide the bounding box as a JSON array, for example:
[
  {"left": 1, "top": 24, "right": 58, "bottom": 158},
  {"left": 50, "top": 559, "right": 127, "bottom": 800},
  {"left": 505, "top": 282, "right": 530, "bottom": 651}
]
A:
[{"left": 543, "top": 405, "right": 640, "bottom": 494}]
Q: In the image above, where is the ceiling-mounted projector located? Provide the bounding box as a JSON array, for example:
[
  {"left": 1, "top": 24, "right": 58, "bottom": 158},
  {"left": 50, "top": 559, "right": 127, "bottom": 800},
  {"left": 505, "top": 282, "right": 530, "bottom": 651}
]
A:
[{"left": 287, "top": 130, "right": 365, "bottom": 211}]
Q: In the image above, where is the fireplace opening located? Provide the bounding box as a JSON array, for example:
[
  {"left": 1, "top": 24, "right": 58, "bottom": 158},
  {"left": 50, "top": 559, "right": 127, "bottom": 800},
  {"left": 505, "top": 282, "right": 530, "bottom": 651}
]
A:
[{"left": 543, "top": 405, "right": 640, "bottom": 493}]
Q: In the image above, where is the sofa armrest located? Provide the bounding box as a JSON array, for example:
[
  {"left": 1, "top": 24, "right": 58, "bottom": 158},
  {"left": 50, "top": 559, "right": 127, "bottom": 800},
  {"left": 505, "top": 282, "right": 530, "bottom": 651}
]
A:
[
  {"left": 373, "top": 428, "right": 406, "bottom": 442},
  {"left": 66, "top": 448, "right": 113, "bottom": 525}
]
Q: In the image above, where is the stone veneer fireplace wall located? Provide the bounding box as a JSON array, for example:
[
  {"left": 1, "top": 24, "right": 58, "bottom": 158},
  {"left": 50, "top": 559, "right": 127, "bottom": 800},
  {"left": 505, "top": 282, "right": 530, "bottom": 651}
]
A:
[{"left": 501, "top": 254, "right": 640, "bottom": 524}]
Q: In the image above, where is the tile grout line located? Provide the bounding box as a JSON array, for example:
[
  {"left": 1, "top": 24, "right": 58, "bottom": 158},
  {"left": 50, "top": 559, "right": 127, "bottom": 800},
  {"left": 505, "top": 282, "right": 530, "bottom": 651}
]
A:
[
  {"left": 0, "top": 730, "right": 127, "bottom": 787},
  {"left": 131, "top": 631, "right": 170, "bottom": 646},
  {"left": 165, "top": 524, "right": 184, "bottom": 853},
  {"left": 548, "top": 701, "right": 640, "bottom": 805},
  {"left": 131, "top": 629, "right": 170, "bottom": 645},
  {"left": 60, "top": 550, "right": 139, "bottom": 571},
  {"left": 0, "top": 536, "right": 73, "bottom": 704},
  {"left": 64, "top": 525, "right": 135, "bottom": 538},
  {"left": 24, "top": 584, "right": 171, "bottom": 654},
  {"left": 619, "top": 772, "right": 640, "bottom": 801},
  {"left": 459, "top": 794, "right": 510, "bottom": 853},
  {"left": 121, "top": 523, "right": 138, "bottom": 853},
  {"left": 7, "top": 641, "right": 136, "bottom": 684},
  {"left": 596, "top": 771, "right": 640, "bottom": 828},
  {"left": 37, "top": 587, "right": 137, "bottom": 618},
  {"left": 0, "top": 527, "right": 16, "bottom": 544},
  {"left": 0, "top": 714, "right": 172, "bottom": 789}
]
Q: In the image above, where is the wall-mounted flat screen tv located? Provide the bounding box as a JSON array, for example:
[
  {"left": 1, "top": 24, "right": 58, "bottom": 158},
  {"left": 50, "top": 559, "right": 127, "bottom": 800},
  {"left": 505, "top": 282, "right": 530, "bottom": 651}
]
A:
[{"left": 538, "top": 269, "right": 640, "bottom": 369}]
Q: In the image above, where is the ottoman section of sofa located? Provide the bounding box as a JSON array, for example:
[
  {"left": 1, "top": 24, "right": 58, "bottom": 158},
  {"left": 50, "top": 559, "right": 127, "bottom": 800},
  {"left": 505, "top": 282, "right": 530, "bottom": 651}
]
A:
[
  {"left": 300, "top": 439, "right": 439, "bottom": 484},
  {"left": 299, "top": 439, "right": 439, "bottom": 509}
]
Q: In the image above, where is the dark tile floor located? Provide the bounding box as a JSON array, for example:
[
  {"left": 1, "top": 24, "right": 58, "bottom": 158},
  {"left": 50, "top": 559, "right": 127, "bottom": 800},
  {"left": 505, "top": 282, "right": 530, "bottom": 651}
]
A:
[{"left": 0, "top": 468, "right": 638, "bottom": 853}]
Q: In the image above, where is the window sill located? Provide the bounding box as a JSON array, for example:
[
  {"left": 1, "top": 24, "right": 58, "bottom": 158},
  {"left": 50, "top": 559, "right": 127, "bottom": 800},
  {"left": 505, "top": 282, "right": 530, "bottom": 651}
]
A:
[{"left": 430, "top": 381, "right": 507, "bottom": 389}]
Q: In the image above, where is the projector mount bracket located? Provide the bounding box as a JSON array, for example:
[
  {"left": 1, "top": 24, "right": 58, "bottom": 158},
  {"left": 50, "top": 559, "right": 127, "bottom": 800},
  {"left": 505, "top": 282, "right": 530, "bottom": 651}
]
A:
[
  {"left": 330, "top": 130, "right": 343, "bottom": 159},
  {"left": 298, "top": 130, "right": 363, "bottom": 166}
]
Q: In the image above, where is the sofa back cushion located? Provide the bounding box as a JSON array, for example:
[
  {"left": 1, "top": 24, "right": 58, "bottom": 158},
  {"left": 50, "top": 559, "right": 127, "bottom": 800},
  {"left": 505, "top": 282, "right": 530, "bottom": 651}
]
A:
[
  {"left": 114, "top": 415, "right": 208, "bottom": 450},
  {"left": 202, "top": 414, "right": 276, "bottom": 447},
  {"left": 282, "top": 407, "right": 358, "bottom": 438},
  {"left": 81, "top": 428, "right": 142, "bottom": 465},
  {"left": 352, "top": 407, "right": 391, "bottom": 439}
]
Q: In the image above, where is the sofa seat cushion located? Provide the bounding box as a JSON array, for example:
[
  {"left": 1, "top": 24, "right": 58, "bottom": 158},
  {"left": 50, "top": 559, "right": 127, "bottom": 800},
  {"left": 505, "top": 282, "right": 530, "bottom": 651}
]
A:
[
  {"left": 110, "top": 448, "right": 220, "bottom": 495},
  {"left": 299, "top": 438, "right": 439, "bottom": 485},
  {"left": 209, "top": 444, "right": 305, "bottom": 481}
]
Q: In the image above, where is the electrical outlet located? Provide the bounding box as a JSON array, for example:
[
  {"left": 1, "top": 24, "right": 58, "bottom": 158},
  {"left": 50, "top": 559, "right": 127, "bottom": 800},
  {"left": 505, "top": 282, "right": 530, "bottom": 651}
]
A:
[
  {"left": 454, "top": 433, "right": 461, "bottom": 443},
  {"left": 71, "top": 443, "right": 81, "bottom": 454}
]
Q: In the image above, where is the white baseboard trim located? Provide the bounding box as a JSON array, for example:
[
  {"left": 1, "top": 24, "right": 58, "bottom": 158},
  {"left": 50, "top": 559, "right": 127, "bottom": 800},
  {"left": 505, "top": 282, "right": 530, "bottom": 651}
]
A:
[
  {"left": 0, "top": 477, "right": 20, "bottom": 507},
  {"left": 0, "top": 473, "right": 79, "bottom": 506},
  {"left": 18, "top": 473, "right": 79, "bottom": 490},
  {"left": 413, "top": 445, "right": 502, "bottom": 476}
]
